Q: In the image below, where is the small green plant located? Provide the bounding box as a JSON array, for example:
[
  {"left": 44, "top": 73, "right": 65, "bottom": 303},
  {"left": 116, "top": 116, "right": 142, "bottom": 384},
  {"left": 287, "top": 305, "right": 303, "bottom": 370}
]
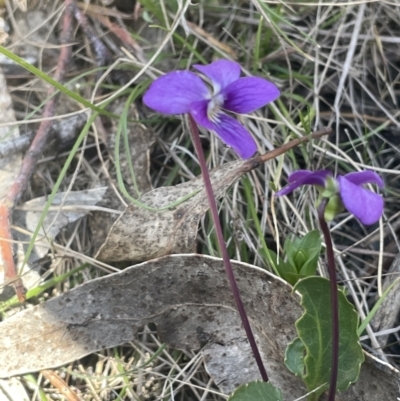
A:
[
  {"left": 271, "top": 230, "right": 321, "bottom": 285},
  {"left": 275, "top": 169, "right": 383, "bottom": 401}
]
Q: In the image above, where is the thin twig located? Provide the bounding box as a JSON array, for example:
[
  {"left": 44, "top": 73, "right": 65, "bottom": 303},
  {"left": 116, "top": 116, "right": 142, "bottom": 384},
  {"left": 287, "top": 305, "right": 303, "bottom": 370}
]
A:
[
  {"left": 249, "top": 127, "right": 332, "bottom": 167},
  {"left": 0, "top": 0, "right": 75, "bottom": 301},
  {"left": 318, "top": 199, "right": 339, "bottom": 401},
  {"left": 72, "top": 4, "right": 112, "bottom": 68},
  {"left": 0, "top": 114, "right": 87, "bottom": 159},
  {"left": 188, "top": 115, "right": 269, "bottom": 382},
  {"left": 91, "top": 12, "right": 146, "bottom": 62}
]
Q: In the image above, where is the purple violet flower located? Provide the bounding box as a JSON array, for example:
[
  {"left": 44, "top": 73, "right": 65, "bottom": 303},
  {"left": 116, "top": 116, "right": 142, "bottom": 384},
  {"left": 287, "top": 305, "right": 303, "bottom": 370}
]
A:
[
  {"left": 275, "top": 170, "right": 384, "bottom": 225},
  {"left": 143, "top": 59, "right": 280, "bottom": 159}
]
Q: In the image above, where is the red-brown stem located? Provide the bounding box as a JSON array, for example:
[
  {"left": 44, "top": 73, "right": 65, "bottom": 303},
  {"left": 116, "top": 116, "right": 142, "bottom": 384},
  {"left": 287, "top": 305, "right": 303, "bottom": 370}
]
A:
[
  {"left": 318, "top": 199, "right": 339, "bottom": 401},
  {"left": 0, "top": 0, "right": 75, "bottom": 301},
  {"left": 188, "top": 115, "right": 269, "bottom": 382},
  {"left": 256, "top": 127, "right": 331, "bottom": 164}
]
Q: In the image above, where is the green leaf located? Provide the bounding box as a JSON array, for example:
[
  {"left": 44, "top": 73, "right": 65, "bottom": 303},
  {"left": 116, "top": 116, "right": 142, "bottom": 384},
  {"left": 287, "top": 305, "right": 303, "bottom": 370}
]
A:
[
  {"left": 294, "top": 277, "right": 364, "bottom": 400},
  {"left": 228, "top": 381, "right": 284, "bottom": 401},
  {"left": 280, "top": 270, "right": 301, "bottom": 286},
  {"left": 280, "top": 231, "right": 321, "bottom": 284},
  {"left": 270, "top": 250, "right": 300, "bottom": 285},
  {"left": 294, "top": 250, "right": 307, "bottom": 271},
  {"left": 284, "top": 337, "right": 305, "bottom": 377},
  {"left": 284, "top": 236, "right": 296, "bottom": 261},
  {"left": 297, "top": 231, "right": 321, "bottom": 277}
]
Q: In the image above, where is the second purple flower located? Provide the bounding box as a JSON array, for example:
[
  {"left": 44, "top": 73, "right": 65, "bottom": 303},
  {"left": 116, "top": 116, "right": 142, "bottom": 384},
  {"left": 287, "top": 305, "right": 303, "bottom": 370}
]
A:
[
  {"left": 143, "top": 60, "right": 280, "bottom": 159},
  {"left": 275, "top": 170, "right": 384, "bottom": 225}
]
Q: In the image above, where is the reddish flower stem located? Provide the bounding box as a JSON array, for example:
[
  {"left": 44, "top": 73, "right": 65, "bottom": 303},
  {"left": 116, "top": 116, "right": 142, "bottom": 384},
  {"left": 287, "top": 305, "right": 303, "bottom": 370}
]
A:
[
  {"left": 317, "top": 199, "right": 339, "bottom": 401},
  {"left": 188, "top": 115, "right": 269, "bottom": 382}
]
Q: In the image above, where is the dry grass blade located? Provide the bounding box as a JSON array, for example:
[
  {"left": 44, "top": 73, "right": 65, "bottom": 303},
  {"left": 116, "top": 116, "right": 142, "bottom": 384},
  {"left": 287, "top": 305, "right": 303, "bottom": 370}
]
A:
[{"left": 40, "top": 370, "right": 80, "bottom": 401}]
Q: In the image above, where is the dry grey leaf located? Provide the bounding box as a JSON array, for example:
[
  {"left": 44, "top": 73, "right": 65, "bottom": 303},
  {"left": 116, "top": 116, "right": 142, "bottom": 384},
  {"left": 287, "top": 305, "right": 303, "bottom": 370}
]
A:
[
  {"left": 89, "top": 99, "right": 155, "bottom": 253},
  {"left": 96, "top": 159, "right": 248, "bottom": 262},
  {"left": 13, "top": 187, "right": 108, "bottom": 260},
  {"left": 0, "top": 254, "right": 397, "bottom": 400}
]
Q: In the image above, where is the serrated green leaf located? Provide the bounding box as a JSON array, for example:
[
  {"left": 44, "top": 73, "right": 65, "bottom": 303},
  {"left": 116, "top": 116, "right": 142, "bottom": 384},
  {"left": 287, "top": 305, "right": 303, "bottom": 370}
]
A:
[
  {"left": 228, "top": 381, "right": 284, "bottom": 401},
  {"left": 294, "top": 277, "right": 364, "bottom": 400},
  {"left": 284, "top": 337, "right": 305, "bottom": 377}
]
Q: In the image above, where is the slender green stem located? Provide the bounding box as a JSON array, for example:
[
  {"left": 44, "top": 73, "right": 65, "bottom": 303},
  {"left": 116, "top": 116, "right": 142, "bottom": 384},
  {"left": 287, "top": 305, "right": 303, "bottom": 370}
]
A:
[
  {"left": 317, "top": 199, "right": 339, "bottom": 401},
  {"left": 188, "top": 115, "right": 269, "bottom": 382}
]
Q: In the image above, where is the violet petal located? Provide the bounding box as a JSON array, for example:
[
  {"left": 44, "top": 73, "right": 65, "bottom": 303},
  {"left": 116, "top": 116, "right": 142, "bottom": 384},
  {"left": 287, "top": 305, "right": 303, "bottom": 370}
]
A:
[
  {"left": 288, "top": 170, "right": 331, "bottom": 183},
  {"left": 211, "top": 113, "right": 257, "bottom": 159},
  {"left": 189, "top": 100, "right": 213, "bottom": 129},
  {"left": 143, "top": 71, "right": 209, "bottom": 114},
  {"left": 222, "top": 77, "right": 280, "bottom": 114},
  {"left": 193, "top": 60, "right": 241, "bottom": 93},
  {"left": 338, "top": 175, "right": 384, "bottom": 225},
  {"left": 287, "top": 170, "right": 314, "bottom": 183},
  {"left": 343, "top": 171, "right": 384, "bottom": 188},
  {"left": 276, "top": 170, "right": 331, "bottom": 196}
]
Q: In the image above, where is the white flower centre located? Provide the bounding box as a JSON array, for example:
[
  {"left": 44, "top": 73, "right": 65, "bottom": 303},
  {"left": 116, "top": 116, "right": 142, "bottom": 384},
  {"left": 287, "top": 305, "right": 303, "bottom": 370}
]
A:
[{"left": 207, "top": 94, "right": 224, "bottom": 123}]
